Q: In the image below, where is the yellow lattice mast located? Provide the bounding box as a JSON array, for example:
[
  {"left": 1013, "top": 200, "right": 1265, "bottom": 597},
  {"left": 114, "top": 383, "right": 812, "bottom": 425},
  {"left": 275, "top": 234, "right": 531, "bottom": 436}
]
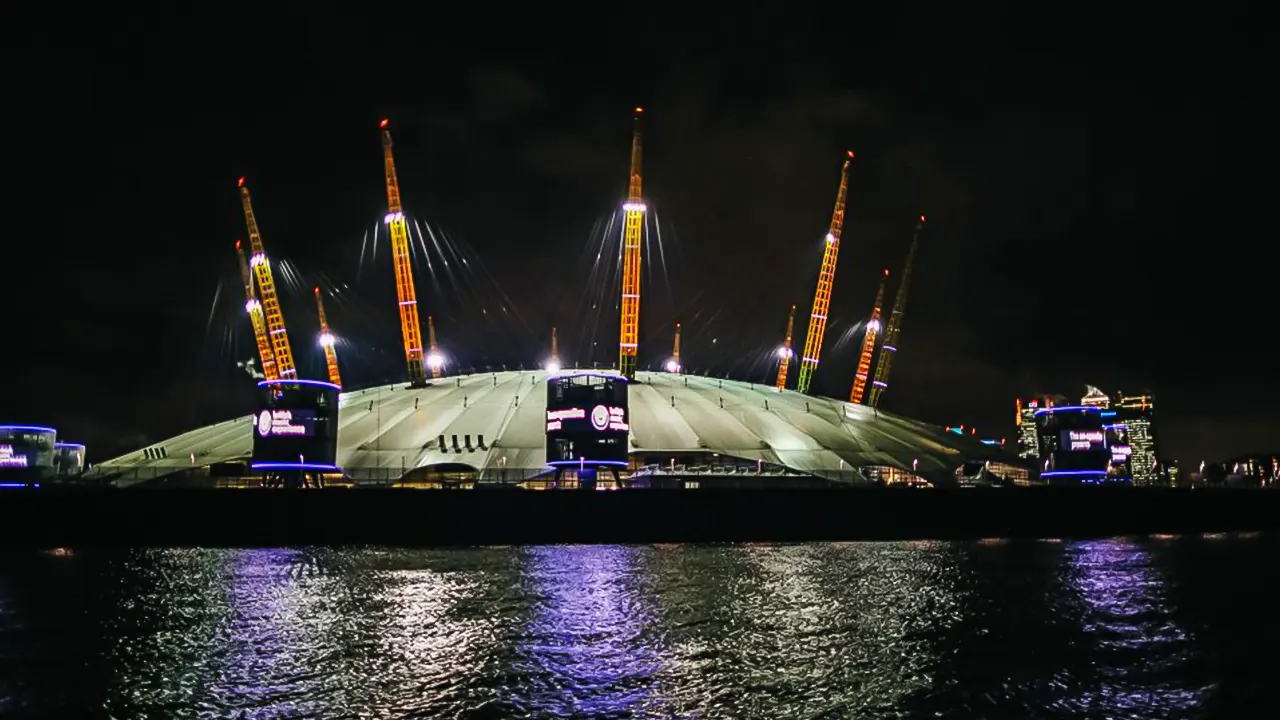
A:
[
  {"left": 426, "top": 315, "right": 443, "bottom": 378},
  {"left": 314, "top": 287, "right": 342, "bottom": 387},
  {"left": 236, "top": 240, "right": 278, "bottom": 380},
  {"left": 868, "top": 215, "right": 925, "bottom": 408},
  {"left": 796, "top": 152, "right": 853, "bottom": 394},
  {"left": 238, "top": 177, "right": 297, "bottom": 378},
  {"left": 379, "top": 118, "right": 428, "bottom": 387},
  {"left": 666, "top": 322, "right": 681, "bottom": 373},
  {"left": 547, "top": 326, "right": 560, "bottom": 372},
  {"left": 775, "top": 304, "right": 796, "bottom": 391},
  {"left": 849, "top": 269, "right": 888, "bottom": 404},
  {"left": 618, "top": 107, "right": 646, "bottom": 380}
]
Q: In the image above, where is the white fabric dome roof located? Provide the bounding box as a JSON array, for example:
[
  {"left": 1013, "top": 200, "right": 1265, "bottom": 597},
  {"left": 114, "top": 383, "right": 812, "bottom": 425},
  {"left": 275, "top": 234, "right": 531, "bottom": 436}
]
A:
[{"left": 98, "top": 370, "right": 1025, "bottom": 483}]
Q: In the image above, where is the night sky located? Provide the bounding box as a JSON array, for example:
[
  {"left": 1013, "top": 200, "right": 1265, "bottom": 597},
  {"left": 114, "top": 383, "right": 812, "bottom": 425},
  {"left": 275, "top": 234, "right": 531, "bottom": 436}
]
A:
[{"left": 10, "top": 5, "right": 1276, "bottom": 467}]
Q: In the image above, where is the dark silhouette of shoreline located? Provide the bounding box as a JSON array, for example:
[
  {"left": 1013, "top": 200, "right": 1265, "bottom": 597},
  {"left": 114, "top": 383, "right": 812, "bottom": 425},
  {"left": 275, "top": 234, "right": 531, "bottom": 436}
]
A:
[{"left": 2, "top": 487, "right": 1277, "bottom": 546}]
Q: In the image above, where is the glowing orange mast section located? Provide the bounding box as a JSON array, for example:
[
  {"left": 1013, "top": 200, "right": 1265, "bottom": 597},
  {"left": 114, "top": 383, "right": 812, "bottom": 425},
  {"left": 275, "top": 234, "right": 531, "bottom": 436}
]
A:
[
  {"left": 426, "top": 315, "right": 443, "bottom": 378},
  {"left": 775, "top": 304, "right": 796, "bottom": 391},
  {"left": 236, "top": 240, "right": 278, "bottom": 380},
  {"left": 238, "top": 178, "right": 297, "bottom": 378},
  {"left": 314, "top": 287, "right": 342, "bottom": 387},
  {"left": 618, "top": 107, "right": 646, "bottom": 380},
  {"left": 868, "top": 215, "right": 925, "bottom": 408},
  {"left": 849, "top": 269, "right": 889, "bottom": 404},
  {"left": 796, "top": 152, "right": 853, "bottom": 394},
  {"left": 666, "top": 322, "right": 681, "bottom": 373},
  {"left": 379, "top": 118, "right": 428, "bottom": 387}
]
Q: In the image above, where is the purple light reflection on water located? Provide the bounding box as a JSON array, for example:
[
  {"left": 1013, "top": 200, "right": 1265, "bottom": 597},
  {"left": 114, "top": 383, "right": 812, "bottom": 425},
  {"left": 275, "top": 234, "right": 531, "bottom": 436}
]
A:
[
  {"left": 5, "top": 544, "right": 1277, "bottom": 717},
  {"left": 205, "top": 548, "right": 332, "bottom": 719},
  {"left": 1058, "top": 540, "right": 1207, "bottom": 715},
  {"left": 516, "top": 546, "right": 666, "bottom": 717}
]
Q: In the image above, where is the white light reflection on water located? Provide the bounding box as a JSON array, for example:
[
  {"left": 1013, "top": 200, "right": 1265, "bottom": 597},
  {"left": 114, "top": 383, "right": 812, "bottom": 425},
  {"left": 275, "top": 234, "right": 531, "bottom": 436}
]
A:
[
  {"left": 6, "top": 540, "right": 1275, "bottom": 718},
  {"left": 644, "top": 542, "right": 967, "bottom": 717},
  {"left": 1055, "top": 539, "right": 1208, "bottom": 717},
  {"left": 370, "top": 550, "right": 511, "bottom": 713},
  {"left": 204, "top": 549, "right": 516, "bottom": 718},
  {"left": 203, "top": 548, "right": 332, "bottom": 718},
  {"left": 100, "top": 549, "right": 233, "bottom": 714},
  {"left": 514, "top": 545, "right": 666, "bottom": 717}
]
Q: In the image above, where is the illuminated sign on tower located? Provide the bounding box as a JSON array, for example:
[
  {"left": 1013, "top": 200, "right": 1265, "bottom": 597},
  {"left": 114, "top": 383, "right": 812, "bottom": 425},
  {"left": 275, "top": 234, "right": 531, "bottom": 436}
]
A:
[
  {"left": 1065, "top": 429, "right": 1105, "bottom": 451},
  {"left": 256, "top": 409, "right": 315, "bottom": 437},
  {"left": 0, "top": 445, "right": 27, "bottom": 468},
  {"left": 545, "top": 371, "right": 630, "bottom": 466},
  {"left": 251, "top": 379, "right": 340, "bottom": 471},
  {"left": 0, "top": 426, "right": 57, "bottom": 480}
]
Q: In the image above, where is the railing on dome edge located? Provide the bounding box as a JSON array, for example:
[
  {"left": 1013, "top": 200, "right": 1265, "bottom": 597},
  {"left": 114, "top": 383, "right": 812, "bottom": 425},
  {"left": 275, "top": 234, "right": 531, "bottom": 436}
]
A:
[{"left": 46, "top": 462, "right": 1035, "bottom": 489}]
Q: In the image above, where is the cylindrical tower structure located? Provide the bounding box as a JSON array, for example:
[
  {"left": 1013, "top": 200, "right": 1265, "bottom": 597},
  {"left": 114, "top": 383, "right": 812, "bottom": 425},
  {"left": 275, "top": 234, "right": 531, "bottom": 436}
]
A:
[
  {"left": 1034, "top": 405, "right": 1111, "bottom": 485},
  {"left": 252, "top": 379, "right": 342, "bottom": 478}
]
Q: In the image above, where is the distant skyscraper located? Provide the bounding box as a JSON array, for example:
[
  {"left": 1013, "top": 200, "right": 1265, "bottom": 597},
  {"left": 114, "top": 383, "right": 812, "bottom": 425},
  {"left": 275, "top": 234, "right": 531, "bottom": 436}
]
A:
[
  {"left": 1113, "top": 393, "right": 1161, "bottom": 485},
  {"left": 1102, "top": 421, "right": 1134, "bottom": 482},
  {"left": 1016, "top": 394, "right": 1069, "bottom": 460},
  {"left": 1081, "top": 386, "right": 1133, "bottom": 481},
  {"left": 1016, "top": 398, "right": 1040, "bottom": 460},
  {"left": 1081, "top": 385, "right": 1111, "bottom": 408}
]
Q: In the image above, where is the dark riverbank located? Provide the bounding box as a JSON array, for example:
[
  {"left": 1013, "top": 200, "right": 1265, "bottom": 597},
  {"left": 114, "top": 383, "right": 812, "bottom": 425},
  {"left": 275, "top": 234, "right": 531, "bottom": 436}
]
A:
[{"left": 2, "top": 486, "right": 1277, "bottom": 546}]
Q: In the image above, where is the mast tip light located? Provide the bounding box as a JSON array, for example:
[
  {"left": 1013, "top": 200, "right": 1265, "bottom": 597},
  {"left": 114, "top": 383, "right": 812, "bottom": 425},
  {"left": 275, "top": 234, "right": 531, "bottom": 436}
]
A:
[
  {"left": 314, "top": 286, "right": 320, "bottom": 294},
  {"left": 846, "top": 150, "right": 855, "bottom": 159},
  {"left": 884, "top": 268, "right": 890, "bottom": 276},
  {"left": 235, "top": 239, "right": 241, "bottom": 250},
  {"left": 635, "top": 106, "right": 644, "bottom": 113},
  {"left": 237, "top": 176, "right": 245, "bottom": 187},
  {"left": 920, "top": 214, "right": 926, "bottom": 222},
  {"left": 379, "top": 118, "right": 389, "bottom": 129}
]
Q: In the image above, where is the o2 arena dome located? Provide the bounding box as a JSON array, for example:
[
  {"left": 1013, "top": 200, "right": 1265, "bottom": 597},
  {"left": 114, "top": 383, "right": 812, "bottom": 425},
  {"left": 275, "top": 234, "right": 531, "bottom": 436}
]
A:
[{"left": 94, "top": 370, "right": 1031, "bottom": 488}]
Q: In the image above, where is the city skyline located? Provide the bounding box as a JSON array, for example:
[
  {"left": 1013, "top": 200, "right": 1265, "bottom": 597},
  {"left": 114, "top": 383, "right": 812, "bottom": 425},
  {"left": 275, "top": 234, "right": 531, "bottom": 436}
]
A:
[{"left": 1014, "top": 386, "right": 1172, "bottom": 486}]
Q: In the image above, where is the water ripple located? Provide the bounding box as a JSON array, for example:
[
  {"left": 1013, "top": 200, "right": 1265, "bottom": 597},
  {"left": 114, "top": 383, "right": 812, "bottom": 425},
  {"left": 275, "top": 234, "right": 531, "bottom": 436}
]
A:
[{"left": 1, "top": 535, "right": 1276, "bottom": 718}]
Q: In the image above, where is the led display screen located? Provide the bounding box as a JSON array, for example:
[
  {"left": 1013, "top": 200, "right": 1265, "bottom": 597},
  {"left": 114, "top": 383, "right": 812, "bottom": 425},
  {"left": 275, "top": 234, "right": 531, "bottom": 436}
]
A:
[
  {"left": 255, "top": 409, "right": 316, "bottom": 438},
  {"left": 545, "top": 372, "right": 629, "bottom": 465},
  {"left": 0, "top": 444, "right": 29, "bottom": 468},
  {"left": 1062, "top": 429, "right": 1106, "bottom": 452},
  {"left": 545, "top": 404, "right": 629, "bottom": 433},
  {"left": 0, "top": 427, "right": 56, "bottom": 476},
  {"left": 251, "top": 380, "right": 340, "bottom": 469}
]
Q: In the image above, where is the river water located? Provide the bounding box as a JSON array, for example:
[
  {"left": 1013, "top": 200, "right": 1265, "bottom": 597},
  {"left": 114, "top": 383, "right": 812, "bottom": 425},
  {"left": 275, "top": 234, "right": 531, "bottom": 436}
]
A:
[{"left": 0, "top": 536, "right": 1273, "bottom": 718}]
